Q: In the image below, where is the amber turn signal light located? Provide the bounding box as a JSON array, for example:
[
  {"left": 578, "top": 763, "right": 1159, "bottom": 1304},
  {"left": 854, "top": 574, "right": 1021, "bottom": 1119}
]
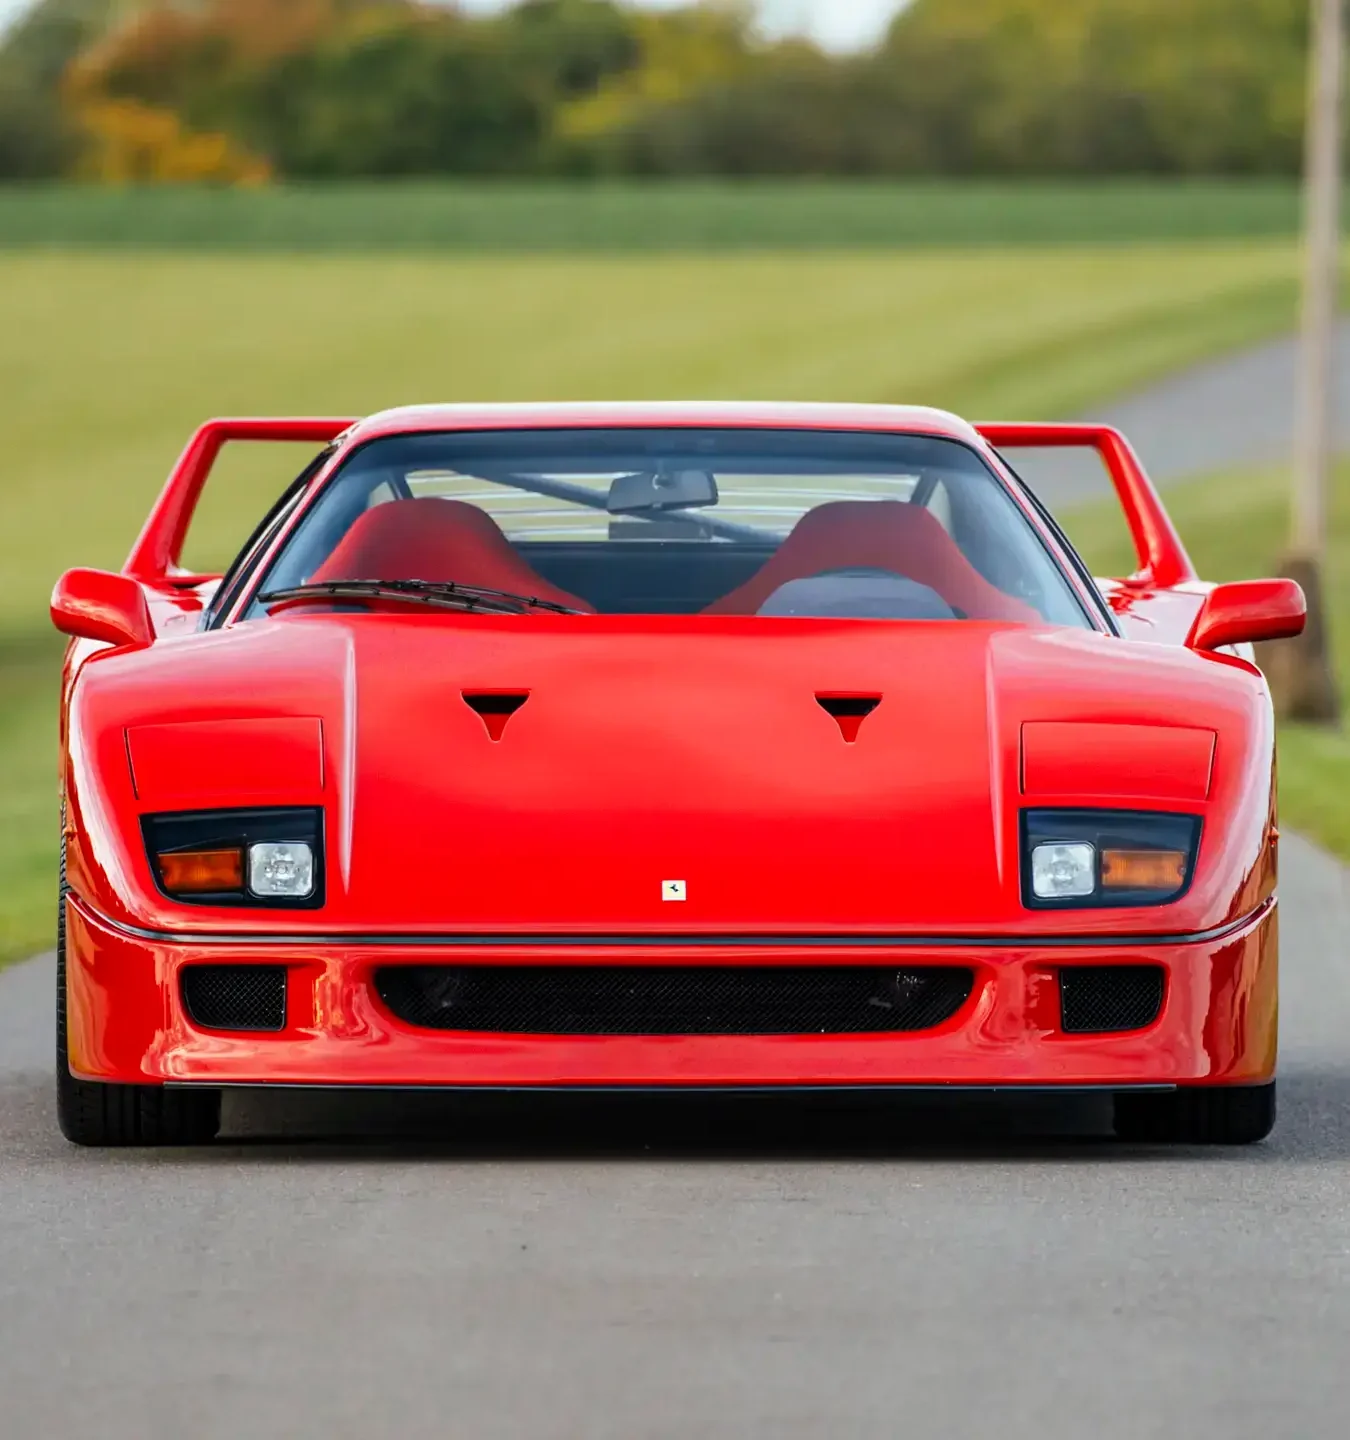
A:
[
  {"left": 156, "top": 848, "right": 245, "bottom": 895},
  {"left": 1101, "top": 849, "right": 1187, "bottom": 892}
]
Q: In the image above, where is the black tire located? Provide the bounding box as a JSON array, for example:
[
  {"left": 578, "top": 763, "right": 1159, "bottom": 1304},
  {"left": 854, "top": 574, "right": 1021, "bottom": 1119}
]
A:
[
  {"left": 56, "top": 828, "right": 221, "bottom": 1147},
  {"left": 1113, "top": 1082, "right": 1276, "bottom": 1145}
]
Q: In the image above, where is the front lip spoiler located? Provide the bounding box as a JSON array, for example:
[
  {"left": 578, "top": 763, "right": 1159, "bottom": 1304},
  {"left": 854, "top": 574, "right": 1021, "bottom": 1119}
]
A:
[{"left": 75, "top": 895, "right": 1275, "bottom": 951}]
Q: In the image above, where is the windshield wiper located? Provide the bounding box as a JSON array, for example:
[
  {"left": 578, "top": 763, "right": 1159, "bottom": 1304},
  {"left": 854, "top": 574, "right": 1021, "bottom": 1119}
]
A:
[{"left": 258, "top": 579, "right": 585, "bottom": 616}]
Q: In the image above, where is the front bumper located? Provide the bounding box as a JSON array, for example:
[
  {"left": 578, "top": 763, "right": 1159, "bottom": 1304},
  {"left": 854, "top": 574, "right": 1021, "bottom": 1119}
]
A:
[{"left": 64, "top": 895, "right": 1278, "bottom": 1089}]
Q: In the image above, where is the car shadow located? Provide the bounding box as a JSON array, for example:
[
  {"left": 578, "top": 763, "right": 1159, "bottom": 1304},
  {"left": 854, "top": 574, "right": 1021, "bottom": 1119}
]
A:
[
  {"left": 4, "top": 1064, "right": 1345, "bottom": 1163},
  {"left": 192, "top": 1062, "right": 1350, "bottom": 1164},
  {"left": 219, "top": 1085, "right": 1120, "bottom": 1160}
]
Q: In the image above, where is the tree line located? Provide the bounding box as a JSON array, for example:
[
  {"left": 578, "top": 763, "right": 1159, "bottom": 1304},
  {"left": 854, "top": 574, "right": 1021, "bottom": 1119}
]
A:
[{"left": 0, "top": 0, "right": 1315, "bottom": 182}]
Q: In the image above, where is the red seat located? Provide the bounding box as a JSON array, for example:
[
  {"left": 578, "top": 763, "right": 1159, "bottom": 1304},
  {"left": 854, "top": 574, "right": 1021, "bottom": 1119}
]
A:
[
  {"left": 703, "top": 501, "right": 1041, "bottom": 623},
  {"left": 311, "top": 498, "right": 594, "bottom": 612}
]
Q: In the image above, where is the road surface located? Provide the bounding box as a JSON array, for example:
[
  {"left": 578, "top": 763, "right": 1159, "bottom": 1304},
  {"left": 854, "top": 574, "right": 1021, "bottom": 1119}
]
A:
[{"left": 0, "top": 833, "right": 1347, "bottom": 1438}]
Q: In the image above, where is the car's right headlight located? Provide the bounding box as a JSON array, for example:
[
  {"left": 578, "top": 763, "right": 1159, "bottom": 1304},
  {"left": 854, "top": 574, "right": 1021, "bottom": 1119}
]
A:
[{"left": 1021, "top": 809, "right": 1201, "bottom": 909}]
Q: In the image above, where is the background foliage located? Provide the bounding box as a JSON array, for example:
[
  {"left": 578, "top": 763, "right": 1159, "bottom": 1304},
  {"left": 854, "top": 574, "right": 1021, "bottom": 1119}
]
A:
[{"left": 0, "top": 0, "right": 1321, "bottom": 181}]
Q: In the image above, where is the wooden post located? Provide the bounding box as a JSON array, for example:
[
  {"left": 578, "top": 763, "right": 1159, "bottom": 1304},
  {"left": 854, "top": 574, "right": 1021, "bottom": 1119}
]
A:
[{"left": 1270, "top": 0, "right": 1344, "bottom": 721}]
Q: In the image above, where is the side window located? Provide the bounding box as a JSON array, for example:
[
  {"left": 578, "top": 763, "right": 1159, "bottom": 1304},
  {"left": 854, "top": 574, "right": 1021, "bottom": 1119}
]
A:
[
  {"left": 204, "top": 454, "right": 330, "bottom": 628},
  {"left": 182, "top": 442, "right": 331, "bottom": 577},
  {"left": 994, "top": 445, "right": 1136, "bottom": 582},
  {"left": 922, "top": 478, "right": 953, "bottom": 533},
  {"left": 994, "top": 454, "right": 1117, "bottom": 632},
  {"left": 242, "top": 469, "right": 392, "bottom": 615}
]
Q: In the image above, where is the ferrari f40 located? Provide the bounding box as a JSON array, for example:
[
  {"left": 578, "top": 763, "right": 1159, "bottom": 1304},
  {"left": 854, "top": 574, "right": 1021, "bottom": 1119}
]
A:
[{"left": 50, "top": 405, "right": 1306, "bottom": 1146}]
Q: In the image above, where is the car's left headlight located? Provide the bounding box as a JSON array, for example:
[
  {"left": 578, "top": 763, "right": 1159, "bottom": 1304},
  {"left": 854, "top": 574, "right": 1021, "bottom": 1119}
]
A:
[
  {"left": 142, "top": 807, "right": 324, "bottom": 908},
  {"left": 1021, "top": 809, "right": 1201, "bottom": 909}
]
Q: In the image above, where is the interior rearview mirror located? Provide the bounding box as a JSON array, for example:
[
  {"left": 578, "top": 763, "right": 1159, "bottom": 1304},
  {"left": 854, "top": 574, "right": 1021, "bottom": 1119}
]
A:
[
  {"left": 1185, "top": 578, "right": 1306, "bottom": 653},
  {"left": 608, "top": 469, "right": 718, "bottom": 515},
  {"left": 51, "top": 568, "right": 154, "bottom": 649}
]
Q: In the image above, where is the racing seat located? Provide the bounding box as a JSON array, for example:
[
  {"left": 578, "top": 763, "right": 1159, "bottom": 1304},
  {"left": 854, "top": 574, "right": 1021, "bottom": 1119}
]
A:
[
  {"left": 703, "top": 501, "right": 1041, "bottom": 622},
  {"left": 311, "top": 498, "right": 594, "bottom": 612}
]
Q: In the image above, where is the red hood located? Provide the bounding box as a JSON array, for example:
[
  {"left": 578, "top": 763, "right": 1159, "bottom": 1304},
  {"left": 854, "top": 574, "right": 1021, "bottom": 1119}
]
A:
[{"left": 69, "top": 614, "right": 1273, "bottom": 938}]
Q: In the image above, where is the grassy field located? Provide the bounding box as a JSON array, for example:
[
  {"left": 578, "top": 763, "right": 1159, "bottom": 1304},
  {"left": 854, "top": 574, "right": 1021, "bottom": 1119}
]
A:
[
  {"left": 0, "top": 237, "right": 1326, "bottom": 962},
  {"left": 0, "top": 637, "right": 60, "bottom": 964},
  {"left": 0, "top": 181, "right": 1324, "bottom": 251}
]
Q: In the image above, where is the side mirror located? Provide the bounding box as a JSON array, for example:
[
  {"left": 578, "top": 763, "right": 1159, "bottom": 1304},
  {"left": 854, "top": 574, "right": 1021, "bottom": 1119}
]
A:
[
  {"left": 1186, "top": 578, "right": 1306, "bottom": 652},
  {"left": 51, "top": 568, "right": 154, "bottom": 649}
]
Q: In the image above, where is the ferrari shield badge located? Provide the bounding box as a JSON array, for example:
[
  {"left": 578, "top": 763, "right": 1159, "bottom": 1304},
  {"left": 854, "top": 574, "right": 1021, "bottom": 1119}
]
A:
[{"left": 662, "top": 880, "right": 687, "bottom": 902}]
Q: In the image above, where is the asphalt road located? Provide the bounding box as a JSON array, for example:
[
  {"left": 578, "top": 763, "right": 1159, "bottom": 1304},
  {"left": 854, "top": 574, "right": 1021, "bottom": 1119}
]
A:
[{"left": 0, "top": 832, "right": 1347, "bottom": 1439}]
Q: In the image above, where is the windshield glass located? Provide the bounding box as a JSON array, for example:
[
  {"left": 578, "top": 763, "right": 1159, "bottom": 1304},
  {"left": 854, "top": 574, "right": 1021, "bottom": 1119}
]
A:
[{"left": 246, "top": 428, "right": 1091, "bottom": 627}]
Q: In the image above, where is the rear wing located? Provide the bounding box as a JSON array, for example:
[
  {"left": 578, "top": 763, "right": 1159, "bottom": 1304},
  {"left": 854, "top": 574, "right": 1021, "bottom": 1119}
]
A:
[
  {"left": 124, "top": 417, "right": 357, "bottom": 581},
  {"left": 976, "top": 423, "right": 1196, "bottom": 590},
  {"left": 121, "top": 415, "right": 1195, "bottom": 591}
]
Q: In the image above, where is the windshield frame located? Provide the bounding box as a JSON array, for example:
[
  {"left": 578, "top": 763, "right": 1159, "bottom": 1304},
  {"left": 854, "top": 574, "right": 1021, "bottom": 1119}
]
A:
[{"left": 213, "top": 424, "right": 1114, "bottom": 633}]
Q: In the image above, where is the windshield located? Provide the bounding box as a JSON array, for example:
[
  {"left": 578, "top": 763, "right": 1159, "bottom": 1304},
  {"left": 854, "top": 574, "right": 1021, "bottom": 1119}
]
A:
[{"left": 245, "top": 428, "right": 1092, "bottom": 627}]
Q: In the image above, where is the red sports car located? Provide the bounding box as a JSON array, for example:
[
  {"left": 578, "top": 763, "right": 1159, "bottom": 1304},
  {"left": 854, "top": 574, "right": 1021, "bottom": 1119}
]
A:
[{"left": 51, "top": 404, "right": 1305, "bottom": 1147}]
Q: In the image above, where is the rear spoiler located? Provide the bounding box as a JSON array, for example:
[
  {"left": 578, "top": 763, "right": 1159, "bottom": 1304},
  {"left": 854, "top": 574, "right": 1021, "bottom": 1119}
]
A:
[
  {"left": 125, "top": 418, "right": 357, "bottom": 581},
  {"left": 121, "top": 415, "right": 1196, "bottom": 591},
  {"left": 976, "top": 423, "right": 1196, "bottom": 589}
]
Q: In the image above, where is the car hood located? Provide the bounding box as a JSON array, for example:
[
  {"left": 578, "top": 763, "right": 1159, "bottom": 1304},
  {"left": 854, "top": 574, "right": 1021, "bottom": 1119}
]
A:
[{"left": 71, "top": 613, "right": 1272, "bottom": 937}]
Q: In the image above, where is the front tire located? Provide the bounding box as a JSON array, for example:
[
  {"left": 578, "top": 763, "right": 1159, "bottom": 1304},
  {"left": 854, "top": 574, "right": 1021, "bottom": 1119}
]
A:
[
  {"left": 56, "top": 835, "right": 221, "bottom": 1147},
  {"left": 1113, "top": 1083, "right": 1276, "bottom": 1145}
]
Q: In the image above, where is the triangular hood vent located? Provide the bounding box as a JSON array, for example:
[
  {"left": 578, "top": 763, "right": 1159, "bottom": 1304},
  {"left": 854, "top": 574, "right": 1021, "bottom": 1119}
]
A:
[
  {"left": 463, "top": 691, "right": 530, "bottom": 742},
  {"left": 816, "top": 693, "right": 881, "bottom": 744}
]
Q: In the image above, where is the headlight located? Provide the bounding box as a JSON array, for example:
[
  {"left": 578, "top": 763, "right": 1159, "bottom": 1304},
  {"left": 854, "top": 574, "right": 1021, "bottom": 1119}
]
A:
[
  {"left": 1030, "top": 842, "right": 1095, "bottom": 900},
  {"left": 1021, "top": 809, "right": 1200, "bottom": 909},
  {"left": 248, "top": 842, "right": 316, "bottom": 899},
  {"left": 143, "top": 807, "right": 324, "bottom": 908}
]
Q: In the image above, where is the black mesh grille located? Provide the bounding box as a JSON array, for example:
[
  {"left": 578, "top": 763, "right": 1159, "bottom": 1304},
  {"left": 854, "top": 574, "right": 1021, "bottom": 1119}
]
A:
[
  {"left": 1059, "top": 966, "right": 1164, "bottom": 1034},
  {"left": 181, "top": 965, "right": 287, "bottom": 1032},
  {"left": 374, "top": 965, "right": 975, "bottom": 1036}
]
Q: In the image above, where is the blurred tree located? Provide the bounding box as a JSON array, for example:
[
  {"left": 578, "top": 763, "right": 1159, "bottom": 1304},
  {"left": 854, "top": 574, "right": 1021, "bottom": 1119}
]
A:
[
  {"left": 556, "top": 5, "right": 758, "bottom": 163},
  {"left": 243, "top": 13, "right": 548, "bottom": 176},
  {"left": 567, "top": 0, "right": 1311, "bottom": 177},
  {"left": 507, "top": 0, "right": 639, "bottom": 99},
  {"left": 0, "top": 70, "right": 68, "bottom": 177},
  {"left": 14, "top": 0, "right": 1321, "bottom": 180},
  {"left": 65, "top": 0, "right": 625, "bottom": 176},
  {"left": 587, "top": 46, "right": 918, "bottom": 176},
  {"left": 880, "top": 0, "right": 1308, "bottom": 174},
  {"left": 0, "top": 0, "right": 121, "bottom": 176},
  {"left": 75, "top": 96, "right": 271, "bottom": 181}
]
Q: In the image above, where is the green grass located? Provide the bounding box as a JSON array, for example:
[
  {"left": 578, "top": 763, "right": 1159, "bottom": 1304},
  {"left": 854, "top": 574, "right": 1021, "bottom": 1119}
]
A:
[
  {"left": 0, "top": 181, "right": 1323, "bottom": 251},
  {"left": 0, "top": 237, "right": 1322, "bottom": 963},
  {"left": 1065, "top": 466, "right": 1350, "bottom": 861},
  {"left": 0, "top": 636, "right": 62, "bottom": 966}
]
